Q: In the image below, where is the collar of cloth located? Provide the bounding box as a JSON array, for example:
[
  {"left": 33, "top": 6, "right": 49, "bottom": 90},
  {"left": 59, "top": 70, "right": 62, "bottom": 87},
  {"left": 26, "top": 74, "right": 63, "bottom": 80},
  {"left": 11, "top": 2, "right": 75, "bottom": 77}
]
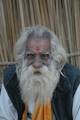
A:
[{"left": 22, "top": 99, "right": 53, "bottom": 120}]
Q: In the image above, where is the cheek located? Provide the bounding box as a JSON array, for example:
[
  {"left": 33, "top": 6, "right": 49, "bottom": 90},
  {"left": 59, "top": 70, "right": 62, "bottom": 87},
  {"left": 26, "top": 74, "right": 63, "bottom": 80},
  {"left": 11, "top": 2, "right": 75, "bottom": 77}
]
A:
[{"left": 43, "top": 59, "right": 51, "bottom": 66}]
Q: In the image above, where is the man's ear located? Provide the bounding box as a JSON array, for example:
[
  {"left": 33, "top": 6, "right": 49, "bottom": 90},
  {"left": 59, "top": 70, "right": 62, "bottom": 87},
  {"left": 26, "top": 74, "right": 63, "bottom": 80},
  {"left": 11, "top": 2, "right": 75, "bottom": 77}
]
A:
[
  {"left": 54, "top": 54, "right": 66, "bottom": 70},
  {"left": 52, "top": 45, "right": 67, "bottom": 71}
]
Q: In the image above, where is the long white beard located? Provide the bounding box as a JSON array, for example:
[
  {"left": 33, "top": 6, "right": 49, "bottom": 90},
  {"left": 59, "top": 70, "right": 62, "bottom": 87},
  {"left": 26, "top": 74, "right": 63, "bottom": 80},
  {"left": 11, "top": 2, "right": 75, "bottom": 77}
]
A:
[{"left": 19, "top": 61, "right": 60, "bottom": 105}]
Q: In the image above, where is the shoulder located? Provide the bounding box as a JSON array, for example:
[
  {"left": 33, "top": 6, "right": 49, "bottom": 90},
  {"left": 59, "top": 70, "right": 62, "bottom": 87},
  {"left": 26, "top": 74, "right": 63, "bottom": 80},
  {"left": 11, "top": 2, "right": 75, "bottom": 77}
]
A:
[
  {"left": 61, "top": 63, "right": 80, "bottom": 96},
  {"left": 62, "top": 63, "right": 80, "bottom": 79},
  {"left": 4, "top": 64, "right": 16, "bottom": 85},
  {"left": 3, "top": 64, "right": 19, "bottom": 95},
  {"left": 55, "top": 63, "right": 80, "bottom": 96},
  {"left": 3, "top": 64, "right": 19, "bottom": 91}
]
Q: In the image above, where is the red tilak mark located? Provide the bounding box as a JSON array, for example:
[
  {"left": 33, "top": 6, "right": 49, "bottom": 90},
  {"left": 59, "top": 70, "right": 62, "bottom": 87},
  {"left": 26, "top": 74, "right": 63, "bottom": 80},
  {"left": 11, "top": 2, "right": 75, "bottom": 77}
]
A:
[{"left": 36, "top": 47, "right": 40, "bottom": 51}]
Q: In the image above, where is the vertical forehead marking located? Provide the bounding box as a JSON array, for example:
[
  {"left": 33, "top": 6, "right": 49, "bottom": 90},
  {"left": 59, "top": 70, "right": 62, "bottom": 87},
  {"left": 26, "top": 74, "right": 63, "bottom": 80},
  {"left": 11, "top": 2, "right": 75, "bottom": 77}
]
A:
[
  {"left": 34, "top": 46, "right": 42, "bottom": 54},
  {"left": 35, "top": 47, "right": 40, "bottom": 51}
]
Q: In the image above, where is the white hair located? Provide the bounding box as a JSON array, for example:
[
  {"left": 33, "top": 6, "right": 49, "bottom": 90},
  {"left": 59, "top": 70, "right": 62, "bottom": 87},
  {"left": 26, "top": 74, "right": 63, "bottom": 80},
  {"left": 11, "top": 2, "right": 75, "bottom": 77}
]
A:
[
  {"left": 14, "top": 25, "right": 67, "bottom": 104},
  {"left": 14, "top": 25, "right": 67, "bottom": 75}
]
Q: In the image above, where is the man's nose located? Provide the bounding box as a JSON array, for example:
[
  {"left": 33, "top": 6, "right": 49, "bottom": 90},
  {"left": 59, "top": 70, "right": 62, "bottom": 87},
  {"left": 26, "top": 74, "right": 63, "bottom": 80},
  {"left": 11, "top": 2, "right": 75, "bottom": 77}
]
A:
[{"left": 32, "top": 56, "right": 42, "bottom": 69}]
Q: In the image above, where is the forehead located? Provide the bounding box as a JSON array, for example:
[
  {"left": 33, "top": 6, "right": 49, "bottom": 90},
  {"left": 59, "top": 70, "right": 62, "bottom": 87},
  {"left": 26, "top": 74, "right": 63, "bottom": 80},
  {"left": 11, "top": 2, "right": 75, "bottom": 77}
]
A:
[{"left": 26, "top": 38, "right": 51, "bottom": 52}]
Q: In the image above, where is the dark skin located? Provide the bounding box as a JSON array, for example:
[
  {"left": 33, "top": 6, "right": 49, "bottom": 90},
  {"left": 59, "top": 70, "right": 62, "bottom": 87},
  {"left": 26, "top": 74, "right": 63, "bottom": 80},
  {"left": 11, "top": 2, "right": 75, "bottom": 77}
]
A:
[{"left": 25, "top": 38, "right": 52, "bottom": 68}]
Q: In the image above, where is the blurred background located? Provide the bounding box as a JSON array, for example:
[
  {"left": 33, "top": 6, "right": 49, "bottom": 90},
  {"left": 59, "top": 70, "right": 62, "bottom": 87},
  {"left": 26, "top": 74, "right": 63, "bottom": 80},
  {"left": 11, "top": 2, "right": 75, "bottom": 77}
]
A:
[{"left": 0, "top": 0, "right": 80, "bottom": 81}]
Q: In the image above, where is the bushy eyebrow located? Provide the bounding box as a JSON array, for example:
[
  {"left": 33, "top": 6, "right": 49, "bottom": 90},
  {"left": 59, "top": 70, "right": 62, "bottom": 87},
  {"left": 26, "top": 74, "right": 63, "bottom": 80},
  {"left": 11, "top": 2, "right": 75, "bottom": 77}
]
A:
[
  {"left": 25, "top": 48, "right": 51, "bottom": 53},
  {"left": 25, "top": 52, "right": 51, "bottom": 55}
]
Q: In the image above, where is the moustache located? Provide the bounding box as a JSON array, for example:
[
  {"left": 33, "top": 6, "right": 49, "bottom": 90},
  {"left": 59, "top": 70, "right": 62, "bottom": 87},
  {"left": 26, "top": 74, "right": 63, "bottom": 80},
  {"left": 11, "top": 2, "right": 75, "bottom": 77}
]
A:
[{"left": 21, "top": 65, "right": 50, "bottom": 77}]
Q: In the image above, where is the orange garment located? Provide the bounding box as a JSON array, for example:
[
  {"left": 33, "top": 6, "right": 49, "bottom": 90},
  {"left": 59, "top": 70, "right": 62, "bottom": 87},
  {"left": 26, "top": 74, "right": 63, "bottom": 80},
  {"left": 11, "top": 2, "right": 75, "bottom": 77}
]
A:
[{"left": 22, "top": 100, "right": 52, "bottom": 120}]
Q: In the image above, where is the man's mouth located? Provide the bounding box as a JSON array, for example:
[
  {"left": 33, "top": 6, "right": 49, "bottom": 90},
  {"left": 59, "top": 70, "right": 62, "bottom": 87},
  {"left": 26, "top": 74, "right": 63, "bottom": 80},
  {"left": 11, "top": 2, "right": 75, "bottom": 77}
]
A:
[{"left": 33, "top": 71, "right": 41, "bottom": 75}]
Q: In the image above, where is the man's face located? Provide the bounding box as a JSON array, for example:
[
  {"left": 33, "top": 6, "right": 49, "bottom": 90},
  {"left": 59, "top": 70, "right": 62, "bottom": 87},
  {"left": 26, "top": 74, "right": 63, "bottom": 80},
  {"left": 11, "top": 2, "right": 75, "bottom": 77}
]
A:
[
  {"left": 20, "top": 38, "right": 60, "bottom": 104},
  {"left": 25, "top": 38, "right": 51, "bottom": 68}
]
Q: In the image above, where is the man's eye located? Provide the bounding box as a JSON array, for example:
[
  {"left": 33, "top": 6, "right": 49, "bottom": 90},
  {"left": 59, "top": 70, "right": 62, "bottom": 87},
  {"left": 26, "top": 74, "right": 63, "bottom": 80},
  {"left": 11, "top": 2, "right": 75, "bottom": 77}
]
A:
[
  {"left": 25, "top": 53, "right": 35, "bottom": 59},
  {"left": 40, "top": 54, "right": 50, "bottom": 60}
]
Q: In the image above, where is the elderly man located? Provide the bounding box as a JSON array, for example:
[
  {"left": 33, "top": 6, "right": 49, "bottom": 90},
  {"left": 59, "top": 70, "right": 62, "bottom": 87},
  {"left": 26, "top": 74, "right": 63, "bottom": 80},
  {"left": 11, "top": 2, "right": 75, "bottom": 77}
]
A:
[{"left": 0, "top": 26, "right": 80, "bottom": 120}]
